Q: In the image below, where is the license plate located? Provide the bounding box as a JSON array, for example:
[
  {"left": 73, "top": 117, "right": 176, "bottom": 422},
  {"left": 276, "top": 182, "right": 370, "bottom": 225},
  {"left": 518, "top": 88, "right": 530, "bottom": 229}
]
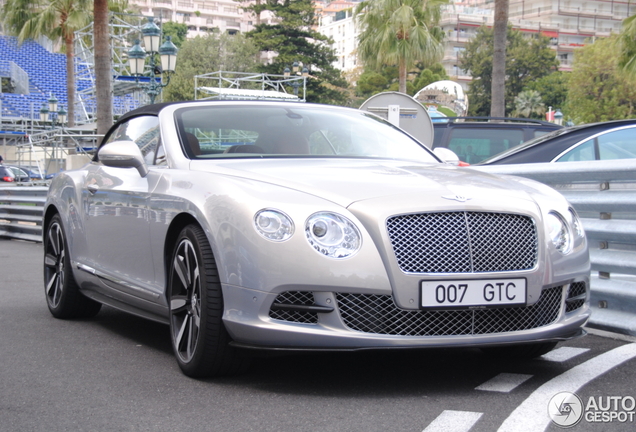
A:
[{"left": 421, "top": 278, "right": 526, "bottom": 309}]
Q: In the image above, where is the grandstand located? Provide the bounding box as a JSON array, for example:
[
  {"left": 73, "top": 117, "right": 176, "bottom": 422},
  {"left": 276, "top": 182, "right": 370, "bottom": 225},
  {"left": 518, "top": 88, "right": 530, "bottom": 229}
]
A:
[
  {"left": 0, "top": 36, "right": 67, "bottom": 120},
  {"left": 0, "top": 13, "right": 155, "bottom": 129}
]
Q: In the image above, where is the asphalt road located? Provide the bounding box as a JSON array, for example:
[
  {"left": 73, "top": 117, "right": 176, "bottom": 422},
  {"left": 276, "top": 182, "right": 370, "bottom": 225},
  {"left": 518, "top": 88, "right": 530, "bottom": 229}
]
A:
[{"left": 1, "top": 238, "right": 635, "bottom": 432}]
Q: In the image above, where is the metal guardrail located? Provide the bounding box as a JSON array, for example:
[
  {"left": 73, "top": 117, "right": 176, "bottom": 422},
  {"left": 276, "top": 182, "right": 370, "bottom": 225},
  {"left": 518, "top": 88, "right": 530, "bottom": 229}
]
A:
[
  {"left": 0, "top": 185, "right": 47, "bottom": 242},
  {"left": 2, "top": 160, "right": 635, "bottom": 336},
  {"left": 476, "top": 159, "right": 636, "bottom": 337}
]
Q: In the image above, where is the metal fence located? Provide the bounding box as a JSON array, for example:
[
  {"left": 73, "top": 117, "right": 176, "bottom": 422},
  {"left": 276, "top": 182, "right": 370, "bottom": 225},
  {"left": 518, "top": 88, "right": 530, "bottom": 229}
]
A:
[
  {"left": 0, "top": 185, "right": 47, "bottom": 242},
  {"left": 2, "top": 159, "right": 635, "bottom": 336},
  {"left": 476, "top": 159, "right": 636, "bottom": 337}
]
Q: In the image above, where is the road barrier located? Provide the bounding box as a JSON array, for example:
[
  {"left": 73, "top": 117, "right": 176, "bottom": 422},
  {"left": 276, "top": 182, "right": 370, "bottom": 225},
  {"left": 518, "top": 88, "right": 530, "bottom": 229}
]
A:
[
  {"left": 2, "top": 159, "right": 635, "bottom": 336},
  {"left": 476, "top": 159, "right": 636, "bottom": 337},
  {"left": 0, "top": 185, "right": 47, "bottom": 242}
]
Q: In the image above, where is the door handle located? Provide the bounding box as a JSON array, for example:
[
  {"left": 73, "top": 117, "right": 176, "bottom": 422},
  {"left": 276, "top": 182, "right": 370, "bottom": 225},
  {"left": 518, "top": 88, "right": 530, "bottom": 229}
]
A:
[{"left": 87, "top": 185, "right": 99, "bottom": 194}]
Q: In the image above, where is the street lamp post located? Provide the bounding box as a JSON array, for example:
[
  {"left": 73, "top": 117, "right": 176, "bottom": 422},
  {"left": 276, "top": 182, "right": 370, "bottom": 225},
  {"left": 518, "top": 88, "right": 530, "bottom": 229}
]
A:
[
  {"left": 128, "top": 17, "right": 179, "bottom": 105},
  {"left": 554, "top": 109, "right": 564, "bottom": 126},
  {"left": 39, "top": 94, "right": 67, "bottom": 176},
  {"left": 283, "top": 62, "right": 309, "bottom": 97},
  {"left": 39, "top": 93, "right": 67, "bottom": 128}
]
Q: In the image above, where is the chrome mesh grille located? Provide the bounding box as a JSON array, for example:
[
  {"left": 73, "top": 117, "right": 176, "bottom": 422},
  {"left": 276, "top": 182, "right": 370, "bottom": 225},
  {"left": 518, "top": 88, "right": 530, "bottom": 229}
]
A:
[
  {"left": 386, "top": 212, "right": 538, "bottom": 273},
  {"left": 565, "top": 281, "right": 587, "bottom": 313},
  {"left": 269, "top": 291, "right": 318, "bottom": 324},
  {"left": 336, "top": 286, "right": 563, "bottom": 336}
]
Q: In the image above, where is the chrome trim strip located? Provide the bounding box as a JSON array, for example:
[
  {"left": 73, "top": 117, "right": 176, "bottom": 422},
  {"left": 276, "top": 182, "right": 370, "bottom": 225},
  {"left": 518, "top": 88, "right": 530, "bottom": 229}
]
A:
[{"left": 74, "top": 261, "right": 160, "bottom": 299}]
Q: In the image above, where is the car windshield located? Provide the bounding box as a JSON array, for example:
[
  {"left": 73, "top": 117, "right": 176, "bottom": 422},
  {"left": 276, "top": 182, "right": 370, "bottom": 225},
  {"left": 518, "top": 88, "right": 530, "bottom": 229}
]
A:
[{"left": 175, "top": 105, "right": 438, "bottom": 163}]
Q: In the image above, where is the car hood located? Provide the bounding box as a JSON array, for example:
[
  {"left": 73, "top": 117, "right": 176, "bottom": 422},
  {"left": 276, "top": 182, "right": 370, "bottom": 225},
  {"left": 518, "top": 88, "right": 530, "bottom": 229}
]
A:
[{"left": 191, "top": 158, "right": 545, "bottom": 210}]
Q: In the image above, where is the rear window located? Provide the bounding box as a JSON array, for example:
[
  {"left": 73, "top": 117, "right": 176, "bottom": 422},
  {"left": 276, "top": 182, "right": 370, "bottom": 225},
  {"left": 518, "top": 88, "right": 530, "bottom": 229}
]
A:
[
  {"left": 0, "top": 166, "right": 14, "bottom": 177},
  {"left": 447, "top": 128, "right": 525, "bottom": 164}
]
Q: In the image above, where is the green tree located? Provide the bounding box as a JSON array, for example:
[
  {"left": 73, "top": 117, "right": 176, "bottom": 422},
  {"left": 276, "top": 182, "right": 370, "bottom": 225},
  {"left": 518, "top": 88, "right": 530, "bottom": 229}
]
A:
[
  {"left": 2, "top": 0, "right": 94, "bottom": 126},
  {"left": 162, "top": 33, "right": 259, "bottom": 102},
  {"left": 242, "top": 0, "right": 348, "bottom": 105},
  {"left": 461, "top": 26, "right": 558, "bottom": 116},
  {"left": 413, "top": 66, "right": 449, "bottom": 93},
  {"left": 355, "top": 0, "right": 447, "bottom": 94},
  {"left": 355, "top": 72, "right": 389, "bottom": 97},
  {"left": 162, "top": 21, "right": 188, "bottom": 48},
  {"left": 524, "top": 71, "right": 569, "bottom": 114},
  {"left": 566, "top": 35, "right": 636, "bottom": 123},
  {"left": 512, "top": 89, "right": 545, "bottom": 118},
  {"left": 618, "top": 14, "right": 636, "bottom": 76}
]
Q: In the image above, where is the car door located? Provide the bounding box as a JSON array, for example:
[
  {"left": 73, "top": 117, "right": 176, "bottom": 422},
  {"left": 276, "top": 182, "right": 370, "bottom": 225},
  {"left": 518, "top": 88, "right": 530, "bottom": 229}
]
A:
[{"left": 82, "top": 115, "right": 164, "bottom": 300}]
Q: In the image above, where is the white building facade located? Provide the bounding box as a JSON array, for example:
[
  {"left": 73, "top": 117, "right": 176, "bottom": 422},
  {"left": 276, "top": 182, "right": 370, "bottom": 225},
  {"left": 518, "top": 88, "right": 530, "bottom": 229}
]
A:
[
  {"left": 129, "top": 0, "right": 269, "bottom": 36},
  {"left": 318, "top": 9, "right": 359, "bottom": 73}
]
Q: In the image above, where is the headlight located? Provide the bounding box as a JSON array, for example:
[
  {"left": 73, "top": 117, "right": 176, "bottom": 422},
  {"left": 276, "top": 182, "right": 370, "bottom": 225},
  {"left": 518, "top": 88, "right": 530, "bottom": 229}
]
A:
[
  {"left": 547, "top": 212, "right": 572, "bottom": 254},
  {"left": 254, "top": 209, "right": 294, "bottom": 241},
  {"left": 305, "top": 212, "right": 362, "bottom": 258},
  {"left": 569, "top": 207, "right": 585, "bottom": 238}
]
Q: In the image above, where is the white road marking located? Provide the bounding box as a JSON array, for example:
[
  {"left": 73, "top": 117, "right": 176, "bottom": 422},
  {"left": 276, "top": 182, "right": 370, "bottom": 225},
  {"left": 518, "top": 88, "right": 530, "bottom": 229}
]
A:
[
  {"left": 539, "top": 347, "right": 589, "bottom": 363},
  {"left": 423, "top": 410, "right": 483, "bottom": 432},
  {"left": 497, "top": 343, "right": 636, "bottom": 432},
  {"left": 476, "top": 373, "right": 533, "bottom": 393}
]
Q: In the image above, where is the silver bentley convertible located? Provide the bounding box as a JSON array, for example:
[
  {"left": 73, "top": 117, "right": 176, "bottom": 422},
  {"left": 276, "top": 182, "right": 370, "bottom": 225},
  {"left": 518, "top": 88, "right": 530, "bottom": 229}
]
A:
[{"left": 43, "top": 101, "right": 590, "bottom": 377}]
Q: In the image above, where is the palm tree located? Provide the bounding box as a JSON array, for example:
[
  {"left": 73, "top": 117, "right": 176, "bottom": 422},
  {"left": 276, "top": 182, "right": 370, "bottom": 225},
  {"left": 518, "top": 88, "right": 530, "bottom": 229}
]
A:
[
  {"left": 2, "top": 0, "right": 93, "bottom": 127},
  {"left": 355, "top": 0, "right": 447, "bottom": 94},
  {"left": 94, "top": 0, "right": 112, "bottom": 135},
  {"left": 512, "top": 90, "right": 545, "bottom": 118},
  {"left": 491, "top": 0, "right": 508, "bottom": 117},
  {"left": 618, "top": 14, "right": 636, "bottom": 76}
]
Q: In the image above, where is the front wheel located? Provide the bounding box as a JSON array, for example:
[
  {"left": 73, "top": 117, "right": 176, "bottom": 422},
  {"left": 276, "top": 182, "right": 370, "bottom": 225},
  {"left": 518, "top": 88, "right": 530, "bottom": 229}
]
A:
[
  {"left": 168, "top": 224, "right": 249, "bottom": 378},
  {"left": 43, "top": 214, "right": 101, "bottom": 319}
]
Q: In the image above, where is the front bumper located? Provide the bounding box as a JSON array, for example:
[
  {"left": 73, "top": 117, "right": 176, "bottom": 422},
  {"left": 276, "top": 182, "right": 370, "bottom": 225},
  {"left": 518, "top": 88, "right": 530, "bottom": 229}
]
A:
[{"left": 221, "top": 281, "right": 591, "bottom": 351}]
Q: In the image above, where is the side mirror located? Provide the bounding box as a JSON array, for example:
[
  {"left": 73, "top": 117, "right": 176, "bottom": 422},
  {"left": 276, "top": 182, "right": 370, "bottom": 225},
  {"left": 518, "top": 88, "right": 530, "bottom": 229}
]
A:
[
  {"left": 98, "top": 140, "right": 149, "bottom": 177},
  {"left": 433, "top": 147, "right": 461, "bottom": 166}
]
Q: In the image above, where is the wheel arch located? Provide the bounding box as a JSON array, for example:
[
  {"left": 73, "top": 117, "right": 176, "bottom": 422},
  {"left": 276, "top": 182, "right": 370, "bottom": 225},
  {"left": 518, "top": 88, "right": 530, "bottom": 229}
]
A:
[
  {"left": 162, "top": 212, "right": 201, "bottom": 301},
  {"left": 43, "top": 204, "right": 60, "bottom": 238}
]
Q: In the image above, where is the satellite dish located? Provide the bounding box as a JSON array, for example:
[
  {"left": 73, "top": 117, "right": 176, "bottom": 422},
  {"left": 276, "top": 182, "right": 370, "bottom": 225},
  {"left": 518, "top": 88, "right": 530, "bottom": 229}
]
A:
[{"left": 359, "top": 92, "right": 434, "bottom": 147}]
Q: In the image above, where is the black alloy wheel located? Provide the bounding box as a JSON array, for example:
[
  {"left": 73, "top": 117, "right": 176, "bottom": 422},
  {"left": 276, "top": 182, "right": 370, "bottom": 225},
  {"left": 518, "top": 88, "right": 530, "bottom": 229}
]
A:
[
  {"left": 44, "top": 214, "right": 101, "bottom": 318},
  {"left": 168, "top": 224, "right": 249, "bottom": 377}
]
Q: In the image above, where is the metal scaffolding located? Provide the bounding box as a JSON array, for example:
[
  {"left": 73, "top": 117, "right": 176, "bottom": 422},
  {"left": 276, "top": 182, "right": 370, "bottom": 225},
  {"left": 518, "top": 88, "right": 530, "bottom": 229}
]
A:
[{"left": 73, "top": 12, "right": 157, "bottom": 124}]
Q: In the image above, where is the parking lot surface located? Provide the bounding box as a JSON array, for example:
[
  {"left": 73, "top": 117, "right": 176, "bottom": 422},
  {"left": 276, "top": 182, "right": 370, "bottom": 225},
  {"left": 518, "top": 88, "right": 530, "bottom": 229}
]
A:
[{"left": 1, "top": 238, "right": 635, "bottom": 432}]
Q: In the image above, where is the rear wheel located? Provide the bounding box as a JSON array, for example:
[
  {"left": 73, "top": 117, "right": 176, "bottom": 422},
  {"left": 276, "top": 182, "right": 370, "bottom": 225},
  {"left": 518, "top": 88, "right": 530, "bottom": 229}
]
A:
[
  {"left": 43, "top": 214, "right": 101, "bottom": 318},
  {"left": 168, "top": 224, "right": 249, "bottom": 378}
]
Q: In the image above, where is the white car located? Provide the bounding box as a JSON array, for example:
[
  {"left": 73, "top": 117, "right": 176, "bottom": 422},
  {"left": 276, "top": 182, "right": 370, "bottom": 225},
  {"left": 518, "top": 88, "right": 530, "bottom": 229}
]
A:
[{"left": 43, "top": 101, "right": 591, "bottom": 377}]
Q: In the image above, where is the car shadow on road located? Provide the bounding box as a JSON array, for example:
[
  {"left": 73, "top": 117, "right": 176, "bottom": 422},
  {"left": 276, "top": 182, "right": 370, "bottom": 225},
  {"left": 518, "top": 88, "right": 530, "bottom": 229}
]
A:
[
  {"left": 90, "top": 305, "right": 173, "bottom": 354},
  {"left": 87, "top": 306, "right": 567, "bottom": 397},
  {"left": 215, "top": 346, "right": 549, "bottom": 397}
]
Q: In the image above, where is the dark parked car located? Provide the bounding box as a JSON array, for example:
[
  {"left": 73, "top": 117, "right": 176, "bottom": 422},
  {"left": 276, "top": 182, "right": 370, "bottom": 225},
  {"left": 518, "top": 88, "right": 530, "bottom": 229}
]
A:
[
  {"left": 479, "top": 119, "right": 636, "bottom": 165},
  {"left": 433, "top": 117, "right": 562, "bottom": 164},
  {"left": 0, "top": 166, "right": 16, "bottom": 182},
  {"left": 6, "top": 165, "right": 42, "bottom": 181}
]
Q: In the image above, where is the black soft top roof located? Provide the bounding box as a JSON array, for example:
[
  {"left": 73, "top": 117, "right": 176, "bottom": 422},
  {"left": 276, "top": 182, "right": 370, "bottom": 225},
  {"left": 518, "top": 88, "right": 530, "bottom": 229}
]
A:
[{"left": 116, "top": 101, "right": 182, "bottom": 123}]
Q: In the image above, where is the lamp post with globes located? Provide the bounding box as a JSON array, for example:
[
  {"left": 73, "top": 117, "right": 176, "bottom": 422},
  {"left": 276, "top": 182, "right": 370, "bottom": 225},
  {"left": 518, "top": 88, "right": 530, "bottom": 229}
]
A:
[
  {"left": 127, "top": 17, "right": 179, "bottom": 105},
  {"left": 39, "top": 93, "right": 67, "bottom": 177},
  {"left": 283, "top": 61, "right": 309, "bottom": 98},
  {"left": 39, "top": 93, "right": 67, "bottom": 128}
]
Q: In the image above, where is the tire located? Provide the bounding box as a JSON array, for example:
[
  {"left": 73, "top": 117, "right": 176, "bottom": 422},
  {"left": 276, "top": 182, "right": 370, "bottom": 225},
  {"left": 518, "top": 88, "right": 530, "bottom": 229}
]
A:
[
  {"left": 43, "top": 214, "right": 102, "bottom": 319},
  {"left": 481, "top": 341, "right": 558, "bottom": 360},
  {"left": 168, "top": 224, "right": 249, "bottom": 378}
]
